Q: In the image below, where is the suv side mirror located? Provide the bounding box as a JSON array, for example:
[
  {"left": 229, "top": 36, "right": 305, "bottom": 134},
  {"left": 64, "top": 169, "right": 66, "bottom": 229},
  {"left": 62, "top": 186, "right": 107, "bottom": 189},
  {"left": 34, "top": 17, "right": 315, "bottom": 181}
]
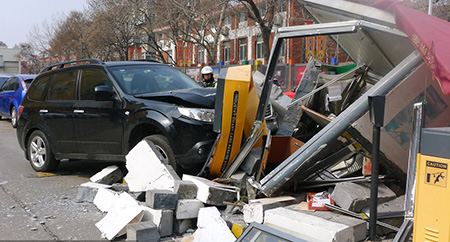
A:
[{"left": 94, "top": 85, "right": 115, "bottom": 101}]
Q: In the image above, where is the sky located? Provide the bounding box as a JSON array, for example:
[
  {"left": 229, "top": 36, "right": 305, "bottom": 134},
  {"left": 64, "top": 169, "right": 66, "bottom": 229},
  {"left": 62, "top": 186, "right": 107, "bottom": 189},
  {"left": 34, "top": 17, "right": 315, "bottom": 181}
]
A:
[{"left": 0, "top": 0, "right": 88, "bottom": 48}]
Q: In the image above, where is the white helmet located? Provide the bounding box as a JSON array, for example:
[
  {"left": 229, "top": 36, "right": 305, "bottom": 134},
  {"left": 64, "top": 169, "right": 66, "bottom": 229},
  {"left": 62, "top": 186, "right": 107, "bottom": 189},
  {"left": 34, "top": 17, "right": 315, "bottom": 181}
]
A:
[{"left": 201, "top": 66, "right": 213, "bottom": 75}]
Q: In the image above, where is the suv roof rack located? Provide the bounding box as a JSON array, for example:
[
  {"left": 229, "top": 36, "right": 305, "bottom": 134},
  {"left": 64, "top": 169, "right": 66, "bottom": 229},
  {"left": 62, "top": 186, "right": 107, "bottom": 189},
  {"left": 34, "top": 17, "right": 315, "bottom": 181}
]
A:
[
  {"left": 40, "top": 58, "right": 105, "bottom": 73},
  {"left": 131, "top": 59, "right": 162, "bottom": 63}
]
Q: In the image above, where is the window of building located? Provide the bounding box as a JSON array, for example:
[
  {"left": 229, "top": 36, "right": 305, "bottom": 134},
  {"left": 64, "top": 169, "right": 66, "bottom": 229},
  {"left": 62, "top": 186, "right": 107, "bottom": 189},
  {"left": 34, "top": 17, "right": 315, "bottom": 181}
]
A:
[
  {"left": 277, "top": 1, "right": 287, "bottom": 12},
  {"left": 279, "top": 40, "right": 286, "bottom": 62},
  {"left": 224, "top": 15, "right": 231, "bottom": 26},
  {"left": 224, "top": 41, "right": 230, "bottom": 62},
  {"left": 256, "top": 36, "right": 264, "bottom": 59},
  {"left": 198, "top": 46, "right": 204, "bottom": 64},
  {"left": 239, "top": 38, "right": 247, "bottom": 61},
  {"left": 259, "top": 4, "right": 267, "bottom": 17},
  {"left": 239, "top": 12, "right": 247, "bottom": 23}
]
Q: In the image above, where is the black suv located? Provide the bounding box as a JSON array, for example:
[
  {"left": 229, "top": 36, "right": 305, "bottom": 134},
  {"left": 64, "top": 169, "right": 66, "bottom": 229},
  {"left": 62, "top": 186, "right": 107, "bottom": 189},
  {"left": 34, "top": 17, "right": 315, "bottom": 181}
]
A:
[{"left": 17, "top": 59, "right": 217, "bottom": 173}]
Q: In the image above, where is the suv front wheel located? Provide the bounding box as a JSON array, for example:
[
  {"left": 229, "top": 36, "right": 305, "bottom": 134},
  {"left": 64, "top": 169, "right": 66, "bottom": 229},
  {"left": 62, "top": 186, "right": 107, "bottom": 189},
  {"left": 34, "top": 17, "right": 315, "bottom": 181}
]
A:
[
  {"left": 27, "top": 130, "right": 60, "bottom": 171},
  {"left": 144, "top": 134, "right": 177, "bottom": 171}
]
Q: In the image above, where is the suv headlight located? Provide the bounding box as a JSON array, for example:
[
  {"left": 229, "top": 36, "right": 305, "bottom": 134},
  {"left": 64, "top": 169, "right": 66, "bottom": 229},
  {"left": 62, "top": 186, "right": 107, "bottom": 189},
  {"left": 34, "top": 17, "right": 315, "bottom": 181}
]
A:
[{"left": 178, "top": 107, "right": 214, "bottom": 122}]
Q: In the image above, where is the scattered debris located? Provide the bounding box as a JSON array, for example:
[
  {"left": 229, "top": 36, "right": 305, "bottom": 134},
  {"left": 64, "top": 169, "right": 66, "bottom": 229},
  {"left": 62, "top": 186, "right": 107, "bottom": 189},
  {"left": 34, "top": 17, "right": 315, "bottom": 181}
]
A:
[
  {"left": 90, "top": 165, "right": 123, "bottom": 185},
  {"left": 77, "top": 182, "right": 112, "bottom": 202},
  {"left": 145, "top": 189, "right": 178, "bottom": 210},
  {"left": 124, "top": 140, "right": 180, "bottom": 192},
  {"left": 331, "top": 182, "right": 396, "bottom": 212},
  {"left": 243, "top": 196, "right": 296, "bottom": 224},
  {"left": 126, "top": 221, "right": 160, "bottom": 242},
  {"left": 95, "top": 192, "right": 144, "bottom": 240},
  {"left": 182, "top": 175, "right": 238, "bottom": 206},
  {"left": 194, "top": 207, "right": 236, "bottom": 242}
]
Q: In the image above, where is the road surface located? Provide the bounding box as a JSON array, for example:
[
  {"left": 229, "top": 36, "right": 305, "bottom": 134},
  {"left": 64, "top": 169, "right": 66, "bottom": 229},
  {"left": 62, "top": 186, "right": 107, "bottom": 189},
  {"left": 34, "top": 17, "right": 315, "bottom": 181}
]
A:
[{"left": 0, "top": 118, "right": 123, "bottom": 240}]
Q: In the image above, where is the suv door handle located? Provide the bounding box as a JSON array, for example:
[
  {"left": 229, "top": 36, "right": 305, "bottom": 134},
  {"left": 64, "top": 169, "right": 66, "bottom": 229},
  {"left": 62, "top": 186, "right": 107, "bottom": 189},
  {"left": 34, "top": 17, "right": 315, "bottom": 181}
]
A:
[
  {"left": 39, "top": 109, "right": 48, "bottom": 113},
  {"left": 73, "top": 110, "right": 85, "bottom": 113}
]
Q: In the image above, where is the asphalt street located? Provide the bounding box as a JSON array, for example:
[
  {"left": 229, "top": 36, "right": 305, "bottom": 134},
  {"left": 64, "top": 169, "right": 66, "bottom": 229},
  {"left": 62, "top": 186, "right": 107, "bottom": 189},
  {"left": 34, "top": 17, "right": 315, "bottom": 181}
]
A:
[{"left": 0, "top": 118, "right": 123, "bottom": 240}]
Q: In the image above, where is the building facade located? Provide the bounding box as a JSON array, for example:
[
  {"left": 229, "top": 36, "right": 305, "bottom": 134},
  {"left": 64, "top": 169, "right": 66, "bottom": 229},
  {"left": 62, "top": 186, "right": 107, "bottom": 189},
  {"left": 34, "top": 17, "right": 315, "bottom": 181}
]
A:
[
  {"left": 150, "top": 0, "right": 347, "bottom": 67},
  {"left": 0, "top": 45, "right": 20, "bottom": 74}
]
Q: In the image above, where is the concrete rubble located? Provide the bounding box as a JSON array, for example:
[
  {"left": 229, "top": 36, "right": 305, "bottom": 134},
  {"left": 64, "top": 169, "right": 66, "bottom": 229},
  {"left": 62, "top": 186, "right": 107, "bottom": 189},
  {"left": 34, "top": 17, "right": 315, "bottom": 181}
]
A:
[{"left": 76, "top": 137, "right": 407, "bottom": 242}]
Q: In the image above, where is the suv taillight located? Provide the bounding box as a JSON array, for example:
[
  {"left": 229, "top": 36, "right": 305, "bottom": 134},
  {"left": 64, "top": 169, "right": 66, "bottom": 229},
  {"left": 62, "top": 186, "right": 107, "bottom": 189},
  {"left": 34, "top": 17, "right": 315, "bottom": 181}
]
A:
[{"left": 18, "top": 105, "right": 24, "bottom": 118}]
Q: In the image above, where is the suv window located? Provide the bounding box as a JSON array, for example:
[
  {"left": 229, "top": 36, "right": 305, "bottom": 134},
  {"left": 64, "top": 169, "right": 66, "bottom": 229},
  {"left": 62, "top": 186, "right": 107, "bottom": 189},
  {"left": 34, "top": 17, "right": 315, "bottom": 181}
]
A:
[
  {"left": 108, "top": 65, "right": 201, "bottom": 95},
  {"left": 28, "top": 75, "right": 52, "bottom": 101},
  {"left": 80, "top": 69, "right": 113, "bottom": 100},
  {"left": 48, "top": 70, "right": 77, "bottom": 101}
]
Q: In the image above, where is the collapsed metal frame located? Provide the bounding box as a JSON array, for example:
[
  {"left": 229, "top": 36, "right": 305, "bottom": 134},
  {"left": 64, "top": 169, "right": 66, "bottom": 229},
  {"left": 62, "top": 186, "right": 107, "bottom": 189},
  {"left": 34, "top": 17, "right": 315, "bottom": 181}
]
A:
[{"left": 250, "top": 20, "right": 423, "bottom": 196}]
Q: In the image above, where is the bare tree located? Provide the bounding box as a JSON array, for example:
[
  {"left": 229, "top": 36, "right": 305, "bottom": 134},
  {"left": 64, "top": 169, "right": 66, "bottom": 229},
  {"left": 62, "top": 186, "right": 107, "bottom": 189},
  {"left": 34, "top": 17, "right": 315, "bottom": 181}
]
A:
[
  {"left": 18, "top": 43, "right": 43, "bottom": 74},
  {"left": 49, "top": 11, "right": 88, "bottom": 61},
  {"left": 86, "top": 0, "right": 140, "bottom": 60},
  {"left": 237, "top": 0, "right": 282, "bottom": 62}
]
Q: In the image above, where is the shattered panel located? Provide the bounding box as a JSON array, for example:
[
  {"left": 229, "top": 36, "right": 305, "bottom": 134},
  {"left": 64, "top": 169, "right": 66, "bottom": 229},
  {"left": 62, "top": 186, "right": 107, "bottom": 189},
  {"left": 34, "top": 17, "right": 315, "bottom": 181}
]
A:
[{"left": 353, "top": 63, "right": 450, "bottom": 174}]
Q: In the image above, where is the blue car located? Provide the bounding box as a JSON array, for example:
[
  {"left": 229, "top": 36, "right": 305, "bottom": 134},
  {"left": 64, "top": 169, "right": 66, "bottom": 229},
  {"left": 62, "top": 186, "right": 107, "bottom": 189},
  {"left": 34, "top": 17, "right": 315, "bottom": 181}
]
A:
[
  {"left": 0, "top": 73, "right": 13, "bottom": 87},
  {"left": 0, "top": 74, "right": 36, "bottom": 128}
]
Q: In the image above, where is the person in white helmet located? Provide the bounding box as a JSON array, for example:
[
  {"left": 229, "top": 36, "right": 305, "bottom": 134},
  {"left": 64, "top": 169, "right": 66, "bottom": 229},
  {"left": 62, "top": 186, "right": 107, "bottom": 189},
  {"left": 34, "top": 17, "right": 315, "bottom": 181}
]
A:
[{"left": 201, "top": 66, "right": 216, "bottom": 87}]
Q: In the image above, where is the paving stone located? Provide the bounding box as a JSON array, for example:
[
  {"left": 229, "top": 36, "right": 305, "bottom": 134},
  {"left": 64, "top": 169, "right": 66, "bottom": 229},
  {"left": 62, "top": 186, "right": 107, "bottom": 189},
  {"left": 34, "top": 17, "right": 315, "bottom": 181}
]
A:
[
  {"left": 264, "top": 206, "right": 359, "bottom": 242},
  {"left": 174, "top": 180, "right": 197, "bottom": 199},
  {"left": 146, "top": 189, "right": 178, "bottom": 210},
  {"left": 182, "top": 174, "right": 238, "bottom": 206},
  {"left": 331, "top": 182, "right": 396, "bottom": 212},
  {"left": 289, "top": 204, "right": 367, "bottom": 241},
  {"left": 90, "top": 165, "right": 123, "bottom": 185},
  {"left": 172, "top": 218, "right": 196, "bottom": 235},
  {"left": 126, "top": 221, "right": 160, "bottom": 242},
  {"left": 175, "top": 199, "right": 204, "bottom": 219},
  {"left": 243, "top": 196, "right": 296, "bottom": 223},
  {"left": 141, "top": 206, "right": 174, "bottom": 237}
]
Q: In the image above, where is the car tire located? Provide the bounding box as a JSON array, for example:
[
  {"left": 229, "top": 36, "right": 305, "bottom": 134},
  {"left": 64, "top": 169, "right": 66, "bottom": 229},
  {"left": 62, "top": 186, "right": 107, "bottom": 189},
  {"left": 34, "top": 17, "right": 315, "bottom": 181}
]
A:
[
  {"left": 10, "top": 107, "right": 18, "bottom": 128},
  {"left": 27, "top": 130, "right": 60, "bottom": 172},
  {"left": 144, "top": 134, "right": 177, "bottom": 171}
]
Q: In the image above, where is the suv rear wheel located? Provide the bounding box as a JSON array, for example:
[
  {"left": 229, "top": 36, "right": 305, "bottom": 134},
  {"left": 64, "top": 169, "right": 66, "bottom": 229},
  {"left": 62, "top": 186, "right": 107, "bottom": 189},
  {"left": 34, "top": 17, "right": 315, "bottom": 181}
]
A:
[
  {"left": 11, "top": 107, "right": 18, "bottom": 128},
  {"left": 28, "top": 130, "right": 60, "bottom": 171},
  {"left": 144, "top": 134, "right": 177, "bottom": 171}
]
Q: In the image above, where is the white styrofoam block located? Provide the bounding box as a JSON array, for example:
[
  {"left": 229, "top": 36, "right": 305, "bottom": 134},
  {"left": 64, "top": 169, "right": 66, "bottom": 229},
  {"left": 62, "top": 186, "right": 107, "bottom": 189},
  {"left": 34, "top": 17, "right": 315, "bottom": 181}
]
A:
[
  {"left": 124, "top": 141, "right": 180, "bottom": 192},
  {"left": 194, "top": 207, "right": 236, "bottom": 242},
  {"left": 95, "top": 192, "right": 144, "bottom": 240},
  {"left": 79, "top": 182, "right": 112, "bottom": 189},
  {"left": 264, "top": 207, "right": 355, "bottom": 242},
  {"left": 93, "top": 188, "right": 117, "bottom": 212}
]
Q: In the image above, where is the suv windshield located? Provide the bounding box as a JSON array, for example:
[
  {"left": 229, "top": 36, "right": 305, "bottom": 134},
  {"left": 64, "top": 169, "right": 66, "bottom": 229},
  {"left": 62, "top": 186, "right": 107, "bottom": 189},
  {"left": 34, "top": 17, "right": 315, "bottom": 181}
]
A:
[{"left": 108, "top": 65, "right": 201, "bottom": 95}]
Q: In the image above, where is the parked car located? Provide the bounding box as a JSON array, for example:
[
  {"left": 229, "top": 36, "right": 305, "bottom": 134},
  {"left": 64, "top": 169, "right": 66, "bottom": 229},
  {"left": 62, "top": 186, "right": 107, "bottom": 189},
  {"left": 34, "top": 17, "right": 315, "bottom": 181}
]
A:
[
  {"left": 0, "top": 74, "right": 36, "bottom": 127},
  {"left": 17, "top": 59, "right": 217, "bottom": 173}
]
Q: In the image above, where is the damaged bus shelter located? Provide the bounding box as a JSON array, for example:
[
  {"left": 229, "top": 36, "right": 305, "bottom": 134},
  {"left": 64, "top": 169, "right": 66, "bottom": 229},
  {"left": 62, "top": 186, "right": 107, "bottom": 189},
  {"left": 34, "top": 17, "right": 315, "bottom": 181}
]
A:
[{"left": 245, "top": 0, "right": 450, "bottom": 197}]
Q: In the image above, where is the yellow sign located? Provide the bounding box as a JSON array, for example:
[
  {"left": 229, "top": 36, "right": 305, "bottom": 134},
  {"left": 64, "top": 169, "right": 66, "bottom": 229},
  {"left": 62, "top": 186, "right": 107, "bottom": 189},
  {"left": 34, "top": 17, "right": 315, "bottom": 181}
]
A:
[{"left": 425, "top": 160, "right": 447, "bottom": 187}]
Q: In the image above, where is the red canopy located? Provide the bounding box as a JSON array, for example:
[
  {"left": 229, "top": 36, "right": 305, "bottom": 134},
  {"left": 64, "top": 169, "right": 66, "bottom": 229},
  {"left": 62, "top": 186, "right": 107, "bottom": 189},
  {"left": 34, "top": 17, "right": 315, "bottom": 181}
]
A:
[{"left": 374, "top": 0, "right": 450, "bottom": 95}]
